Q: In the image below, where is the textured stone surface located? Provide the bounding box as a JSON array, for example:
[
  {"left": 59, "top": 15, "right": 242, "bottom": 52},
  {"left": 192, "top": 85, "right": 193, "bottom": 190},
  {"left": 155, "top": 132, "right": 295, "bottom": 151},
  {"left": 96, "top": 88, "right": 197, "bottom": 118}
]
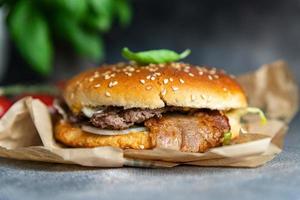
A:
[{"left": 0, "top": 113, "right": 299, "bottom": 200}]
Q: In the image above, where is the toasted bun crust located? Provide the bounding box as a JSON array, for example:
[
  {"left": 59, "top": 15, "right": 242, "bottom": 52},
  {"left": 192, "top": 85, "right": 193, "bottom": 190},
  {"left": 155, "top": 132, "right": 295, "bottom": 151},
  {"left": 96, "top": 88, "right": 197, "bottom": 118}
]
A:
[
  {"left": 55, "top": 120, "right": 152, "bottom": 149},
  {"left": 64, "top": 62, "right": 247, "bottom": 114}
]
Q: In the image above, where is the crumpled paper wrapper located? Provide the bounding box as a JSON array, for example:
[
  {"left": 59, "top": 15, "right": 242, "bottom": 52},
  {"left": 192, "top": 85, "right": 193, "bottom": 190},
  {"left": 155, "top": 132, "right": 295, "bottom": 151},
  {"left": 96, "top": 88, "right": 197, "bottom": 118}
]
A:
[{"left": 0, "top": 60, "right": 298, "bottom": 168}]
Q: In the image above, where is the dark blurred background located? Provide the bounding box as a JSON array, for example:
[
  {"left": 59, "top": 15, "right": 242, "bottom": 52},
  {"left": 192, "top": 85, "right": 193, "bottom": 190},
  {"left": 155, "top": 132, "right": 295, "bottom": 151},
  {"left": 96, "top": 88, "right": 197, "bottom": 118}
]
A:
[{"left": 1, "top": 0, "right": 299, "bottom": 85}]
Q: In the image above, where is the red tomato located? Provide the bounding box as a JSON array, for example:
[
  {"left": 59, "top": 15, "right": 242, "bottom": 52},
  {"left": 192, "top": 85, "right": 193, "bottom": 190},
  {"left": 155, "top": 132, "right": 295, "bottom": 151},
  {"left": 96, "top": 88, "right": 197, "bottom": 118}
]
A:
[
  {"left": 29, "top": 95, "right": 55, "bottom": 107},
  {"left": 0, "top": 97, "right": 13, "bottom": 118},
  {"left": 15, "top": 94, "right": 55, "bottom": 107}
]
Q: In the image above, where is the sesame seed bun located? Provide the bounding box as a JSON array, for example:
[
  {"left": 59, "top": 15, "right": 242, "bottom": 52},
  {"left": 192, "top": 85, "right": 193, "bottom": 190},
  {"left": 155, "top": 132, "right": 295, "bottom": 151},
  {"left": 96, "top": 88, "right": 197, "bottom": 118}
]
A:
[{"left": 64, "top": 62, "right": 247, "bottom": 114}]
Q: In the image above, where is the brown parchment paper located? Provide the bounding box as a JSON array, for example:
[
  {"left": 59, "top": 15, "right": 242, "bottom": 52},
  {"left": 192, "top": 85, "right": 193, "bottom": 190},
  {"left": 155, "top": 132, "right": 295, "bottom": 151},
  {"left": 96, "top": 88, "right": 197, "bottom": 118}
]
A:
[{"left": 0, "top": 60, "right": 298, "bottom": 168}]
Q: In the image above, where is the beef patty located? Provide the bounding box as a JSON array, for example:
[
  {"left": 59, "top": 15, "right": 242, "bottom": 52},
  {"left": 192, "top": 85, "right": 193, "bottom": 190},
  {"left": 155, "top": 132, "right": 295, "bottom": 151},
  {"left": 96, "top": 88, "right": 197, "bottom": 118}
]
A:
[
  {"left": 90, "top": 107, "right": 165, "bottom": 129},
  {"left": 145, "top": 110, "right": 230, "bottom": 152},
  {"left": 89, "top": 106, "right": 198, "bottom": 130}
]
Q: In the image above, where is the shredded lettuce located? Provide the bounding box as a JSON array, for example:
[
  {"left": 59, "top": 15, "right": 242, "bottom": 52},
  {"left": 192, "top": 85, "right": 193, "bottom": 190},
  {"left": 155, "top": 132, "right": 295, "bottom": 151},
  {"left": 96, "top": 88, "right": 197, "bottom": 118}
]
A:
[
  {"left": 244, "top": 107, "right": 267, "bottom": 125},
  {"left": 223, "top": 132, "right": 232, "bottom": 145}
]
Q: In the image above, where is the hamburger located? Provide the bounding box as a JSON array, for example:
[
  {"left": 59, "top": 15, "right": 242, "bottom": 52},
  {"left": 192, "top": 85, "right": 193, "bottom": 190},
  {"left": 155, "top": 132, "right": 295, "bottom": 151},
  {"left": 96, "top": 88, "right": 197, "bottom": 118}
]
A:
[{"left": 54, "top": 49, "right": 265, "bottom": 153}]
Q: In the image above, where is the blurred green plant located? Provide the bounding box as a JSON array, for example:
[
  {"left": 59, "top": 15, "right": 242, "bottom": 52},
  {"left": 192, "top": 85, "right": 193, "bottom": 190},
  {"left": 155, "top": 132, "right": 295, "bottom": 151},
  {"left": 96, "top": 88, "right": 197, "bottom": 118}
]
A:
[{"left": 0, "top": 0, "right": 132, "bottom": 75}]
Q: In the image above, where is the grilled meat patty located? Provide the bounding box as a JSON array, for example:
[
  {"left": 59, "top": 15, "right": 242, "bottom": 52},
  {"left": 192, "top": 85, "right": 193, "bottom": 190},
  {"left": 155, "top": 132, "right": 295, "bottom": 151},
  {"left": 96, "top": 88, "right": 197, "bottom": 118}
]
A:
[
  {"left": 89, "top": 106, "right": 198, "bottom": 130},
  {"left": 90, "top": 107, "right": 165, "bottom": 129},
  {"left": 145, "top": 110, "right": 230, "bottom": 152}
]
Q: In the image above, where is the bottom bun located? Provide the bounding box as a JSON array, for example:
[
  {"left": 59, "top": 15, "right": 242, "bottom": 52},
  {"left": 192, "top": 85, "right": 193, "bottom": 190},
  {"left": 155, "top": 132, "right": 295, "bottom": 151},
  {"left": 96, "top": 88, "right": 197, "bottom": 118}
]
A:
[{"left": 54, "top": 120, "right": 152, "bottom": 150}]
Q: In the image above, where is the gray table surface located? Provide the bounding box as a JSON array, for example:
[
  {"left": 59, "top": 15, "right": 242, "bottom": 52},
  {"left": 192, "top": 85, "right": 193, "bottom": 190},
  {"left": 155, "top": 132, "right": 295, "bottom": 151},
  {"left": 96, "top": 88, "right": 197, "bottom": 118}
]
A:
[{"left": 0, "top": 112, "right": 299, "bottom": 200}]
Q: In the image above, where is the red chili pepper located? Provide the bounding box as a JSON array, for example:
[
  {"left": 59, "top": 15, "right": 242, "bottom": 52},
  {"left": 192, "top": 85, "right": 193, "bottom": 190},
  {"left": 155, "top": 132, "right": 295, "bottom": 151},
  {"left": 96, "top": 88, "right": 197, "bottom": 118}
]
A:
[{"left": 0, "top": 96, "right": 13, "bottom": 118}]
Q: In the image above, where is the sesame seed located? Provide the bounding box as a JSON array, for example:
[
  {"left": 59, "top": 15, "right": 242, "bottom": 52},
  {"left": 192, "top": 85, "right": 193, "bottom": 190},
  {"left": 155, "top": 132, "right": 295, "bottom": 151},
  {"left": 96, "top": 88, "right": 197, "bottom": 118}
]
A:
[
  {"left": 108, "top": 81, "right": 118, "bottom": 88},
  {"left": 155, "top": 72, "right": 161, "bottom": 76},
  {"left": 179, "top": 78, "right": 185, "bottom": 84},
  {"left": 200, "top": 94, "right": 206, "bottom": 99},
  {"left": 149, "top": 68, "right": 158, "bottom": 72},
  {"left": 169, "top": 78, "right": 174, "bottom": 82},
  {"left": 146, "top": 85, "right": 152, "bottom": 90},
  {"left": 110, "top": 73, "right": 116, "bottom": 77},
  {"left": 173, "top": 63, "right": 181, "bottom": 69},
  {"left": 188, "top": 73, "right": 194, "bottom": 77},
  {"left": 70, "top": 93, "right": 74, "bottom": 99},
  {"left": 214, "top": 75, "right": 219, "bottom": 79},
  {"left": 198, "top": 71, "right": 204, "bottom": 75},
  {"left": 230, "top": 74, "right": 236, "bottom": 79},
  {"left": 161, "top": 88, "right": 167, "bottom": 96},
  {"left": 172, "top": 86, "right": 179, "bottom": 91},
  {"left": 117, "top": 63, "right": 124, "bottom": 67},
  {"left": 208, "top": 75, "right": 213, "bottom": 80},
  {"left": 158, "top": 64, "right": 165, "bottom": 67},
  {"left": 163, "top": 79, "right": 169, "bottom": 84},
  {"left": 128, "top": 67, "right": 135, "bottom": 72},
  {"left": 150, "top": 76, "right": 155, "bottom": 81},
  {"left": 223, "top": 87, "right": 228, "bottom": 91},
  {"left": 140, "top": 79, "right": 145, "bottom": 84},
  {"left": 105, "top": 91, "right": 111, "bottom": 97},
  {"left": 126, "top": 72, "right": 132, "bottom": 77},
  {"left": 139, "top": 145, "right": 145, "bottom": 149},
  {"left": 102, "top": 71, "right": 111, "bottom": 76},
  {"left": 104, "top": 75, "right": 111, "bottom": 80},
  {"left": 146, "top": 75, "right": 151, "bottom": 80},
  {"left": 89, "top": 77, "right": 94, "bottom": 82},
  {"left": 136, "top": 69, "right": 141, "bottom": 72},
  {"left": 94, "top": 84, "right": 101, "bottom": 88},
  {"left": 209, "top": 68, "right": 217, "bottom": 75}
]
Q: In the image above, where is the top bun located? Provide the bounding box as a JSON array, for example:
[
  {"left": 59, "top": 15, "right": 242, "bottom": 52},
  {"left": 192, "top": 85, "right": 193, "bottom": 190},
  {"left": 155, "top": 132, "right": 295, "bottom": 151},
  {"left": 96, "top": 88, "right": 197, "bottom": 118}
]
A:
[{"left": 64, "top": 62, "right": 247, "bottom": 114}]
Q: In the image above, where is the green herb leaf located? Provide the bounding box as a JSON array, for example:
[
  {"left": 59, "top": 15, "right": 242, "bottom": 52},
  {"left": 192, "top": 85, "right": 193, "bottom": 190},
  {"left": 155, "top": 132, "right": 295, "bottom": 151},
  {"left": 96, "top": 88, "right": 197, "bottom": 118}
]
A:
[
  {"left": 115, "top": 0, "right": 132, "bottom": 27},
  {"left": 83, "top": 10, "right": 112, "bottom": 32},
  {"left": 223, "top": 132, "right": 232, "bottom": 145},
  {"left": 122, "top": 47, "right": 191, "bottom": 64},
  {"left": 245, "top": 107, "right": 267, "bottom": 125},
  {"left": 44, "top": 0, "right": 87, "bottom": 21},
  {"left": 8, "top": 0, "right": 53, "bottom": 75},
  {"left": 54, "top": 15, "right": 104, "bottom": 60},
  {"left": 84, "top": 0, "right": 113, "bottom": 32},
  {"left": 88, "top": 0, "right": 113, "bottom": 15}
]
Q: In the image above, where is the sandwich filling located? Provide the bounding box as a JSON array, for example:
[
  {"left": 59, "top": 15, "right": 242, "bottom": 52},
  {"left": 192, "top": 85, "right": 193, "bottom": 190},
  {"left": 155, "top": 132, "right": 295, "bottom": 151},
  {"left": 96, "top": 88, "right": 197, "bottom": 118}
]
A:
[
  {"left": 56, "top": 103, "right": 265, "bottom": 152},
  {"left": 67, "top": 106, "right": 232, "bottom": 152}
]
